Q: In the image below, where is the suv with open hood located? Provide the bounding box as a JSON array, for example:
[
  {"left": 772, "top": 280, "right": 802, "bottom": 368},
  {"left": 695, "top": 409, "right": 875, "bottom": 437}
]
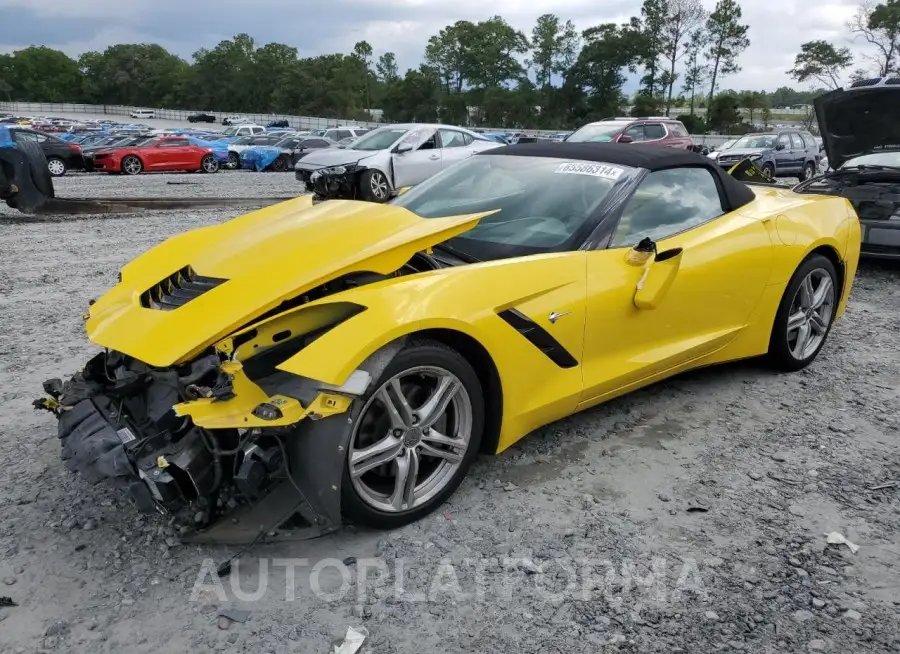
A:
[{"left": 793, "top": 77, "right": 900, "bottom": 259}]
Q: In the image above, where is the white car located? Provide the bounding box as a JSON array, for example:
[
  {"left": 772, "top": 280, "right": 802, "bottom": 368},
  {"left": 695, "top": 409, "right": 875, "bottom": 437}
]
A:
[
  {"left": 222, "top": 124, "right": 266, "bottom": 137},
  {"left": 707, "top": 139, "right": 737, "bottom": 161},
  {"left": 129, "top": 109, "right": 156, "bottom": 119},
  {"left": 321, "top": 126, "right": 371, "bottom": 142},
  {"left": 294, "top": 123, "right": 502, "bottom": 202}
]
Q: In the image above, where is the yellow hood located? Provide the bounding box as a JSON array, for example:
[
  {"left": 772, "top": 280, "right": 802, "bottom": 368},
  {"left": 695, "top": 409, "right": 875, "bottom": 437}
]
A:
[{"left": 85, "top": 196, "right": 488, "bottom": 366}]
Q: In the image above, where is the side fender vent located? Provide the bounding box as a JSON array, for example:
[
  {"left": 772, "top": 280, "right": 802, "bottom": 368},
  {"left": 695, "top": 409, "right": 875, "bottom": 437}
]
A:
[
  {"left": 497, "top": 308, "right": 578, "bottom": 369},
  {"left": 140, "top": 265, "right": 227, "bottom": 311}
]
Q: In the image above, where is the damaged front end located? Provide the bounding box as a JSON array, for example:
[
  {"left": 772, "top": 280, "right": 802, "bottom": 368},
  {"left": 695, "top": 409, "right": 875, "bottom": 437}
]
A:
[
  {"left": 295, "top": 162, "right": 367, "bottom": 202},
  {"left": 36, "top": 336, "right": 362, "bottom": 543}
]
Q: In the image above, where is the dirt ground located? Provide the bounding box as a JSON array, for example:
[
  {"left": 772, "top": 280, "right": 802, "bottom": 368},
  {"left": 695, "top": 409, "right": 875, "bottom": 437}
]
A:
[{"left": 0, "top": 172, "right": 898, "bottom": 653}]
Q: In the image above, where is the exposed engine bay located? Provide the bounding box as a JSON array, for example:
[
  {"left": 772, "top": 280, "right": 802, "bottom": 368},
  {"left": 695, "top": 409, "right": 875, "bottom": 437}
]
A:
[
  {"left": 35, "top": 250, "right": 449, "bottom": 539},
  {"left": 794, "top": 172, "right": 900, "bottom": 223}
]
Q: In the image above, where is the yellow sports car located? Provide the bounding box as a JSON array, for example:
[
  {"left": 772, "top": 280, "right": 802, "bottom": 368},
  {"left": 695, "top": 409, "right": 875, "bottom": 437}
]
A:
[{"left": 37, "top": 142, "right": 861, "bottom": 543}]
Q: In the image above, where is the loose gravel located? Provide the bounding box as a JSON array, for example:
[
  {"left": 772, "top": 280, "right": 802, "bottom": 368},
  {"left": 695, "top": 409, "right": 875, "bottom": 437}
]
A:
[{"left": 0, "top": 172, "right": 898, "bottom": 653}]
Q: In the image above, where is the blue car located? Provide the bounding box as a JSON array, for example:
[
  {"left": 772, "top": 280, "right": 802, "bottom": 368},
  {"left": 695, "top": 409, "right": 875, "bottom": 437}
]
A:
[
  {"left": 714, "top": 130, "right": 821, "bottom": 181},
  {"left": 187, "top": 137, "right": 231, "bottom": 165}
]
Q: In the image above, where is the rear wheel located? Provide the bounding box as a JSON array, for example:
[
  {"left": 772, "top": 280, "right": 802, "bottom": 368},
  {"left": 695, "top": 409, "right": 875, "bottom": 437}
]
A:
[
  {"left": 341, "top": 340, "right": 484, "bottom": 529},
  {"left": 767, "top": 254, "right": 838, "bottom": 371},
  {"left": 200, "top": 154, "right": 219, "bottom": 173},
  {"left": 121, "top": 156, "right": 142, "bottom": 175},
  {"left": 47, "top": 157, "right": 67, "bottom": 177},
  {"left": 272, "top": 155, "right": 288, "bottom": 172},
  {"left": 359, "top": 169, "right": 391, "bottom": 202},
  {"left": 800, "top": 160, "right": 816, "bottom": 181}
]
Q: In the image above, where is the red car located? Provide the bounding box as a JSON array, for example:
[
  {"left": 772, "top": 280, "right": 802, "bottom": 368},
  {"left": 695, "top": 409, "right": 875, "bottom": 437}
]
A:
[
  {"left": 565, "top": 117, "right": 694, "bottom": 149},
  {"left": 91, "top": 136, "right": 220, "bottom": 175}
]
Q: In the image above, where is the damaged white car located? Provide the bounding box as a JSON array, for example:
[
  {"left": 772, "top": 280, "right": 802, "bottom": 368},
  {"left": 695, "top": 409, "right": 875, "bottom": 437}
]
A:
[{"left": 294, "top": 124, "right": 502, "bottom": 202}]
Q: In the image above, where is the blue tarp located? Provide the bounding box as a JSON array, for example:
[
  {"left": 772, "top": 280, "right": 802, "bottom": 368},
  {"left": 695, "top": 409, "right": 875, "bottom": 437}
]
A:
[
  {"left": 0, "top": 125, "right": 15, "bottom": 147},
  {"left": 187, "top": 137, "right": 230, "bottom": 164},
  {"left": 241, "top": 146, "right": 282, "bottom": 171}
]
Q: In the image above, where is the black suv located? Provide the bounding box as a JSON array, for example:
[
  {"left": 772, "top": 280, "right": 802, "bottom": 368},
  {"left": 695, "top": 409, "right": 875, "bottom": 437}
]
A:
[
  {"left": 187, "top": 112, "right": 216, "bottom": 123},
  {"left": 10, "top": 128, "right": 85, "bottom": 176}
]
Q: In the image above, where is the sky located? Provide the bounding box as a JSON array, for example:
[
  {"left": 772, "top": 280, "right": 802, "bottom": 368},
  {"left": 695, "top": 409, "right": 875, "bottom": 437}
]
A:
[{"left": 0, "top": 0, "right": 870, "bottom": 93}]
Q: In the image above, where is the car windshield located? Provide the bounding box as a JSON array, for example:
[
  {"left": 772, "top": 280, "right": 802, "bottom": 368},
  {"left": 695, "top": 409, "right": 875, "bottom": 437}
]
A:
[
  {"left": 392, "top": 155, "right": 628, "bottom": 261},
  {"left": 841, "top": 151, "right": 900, "bottom": 168},
  {"left": 565, "top": 122, "right": 632, "bottom": 143},
  {"left": 720, "top": 139, "right": 737, "bottom": 150},
  {"left": 232, "top": 137, "right": 252, "bottom": 145},
  {"left": 350, "top": 127, "right": 409, "bottom": 151},
  {"left": 733, "top": 134, "right": 777, "bottom": 149},
  {"left": 223, "top": 128, "right": 240, "bottom": 136}
]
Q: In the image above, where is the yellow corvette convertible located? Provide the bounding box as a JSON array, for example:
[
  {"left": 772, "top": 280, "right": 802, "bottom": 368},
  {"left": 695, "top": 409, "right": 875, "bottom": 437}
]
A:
[{"left": 37, "top": 142, "right": 861, "bottom": 543}]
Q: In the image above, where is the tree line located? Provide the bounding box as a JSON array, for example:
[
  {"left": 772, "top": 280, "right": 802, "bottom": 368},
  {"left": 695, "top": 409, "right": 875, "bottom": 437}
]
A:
[{"left": 0, "top": 0, "right": 885, "bottom": 132}]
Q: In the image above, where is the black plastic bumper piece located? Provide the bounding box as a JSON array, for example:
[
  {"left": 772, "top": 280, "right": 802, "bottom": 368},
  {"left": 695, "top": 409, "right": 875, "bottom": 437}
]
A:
[{"left": 58, "top": 399, "right": 134, "bottom": 486}]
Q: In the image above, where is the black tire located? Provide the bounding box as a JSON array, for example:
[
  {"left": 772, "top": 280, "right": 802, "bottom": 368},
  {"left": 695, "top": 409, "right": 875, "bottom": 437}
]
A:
[
  {"left": 800, "top": 160, "right": 816, "bottom": 181},
  {"left": 767, "top": 253, "right": 839, "bottom": 372},
  {"left": 761, "top": 162, "right": 775, "bottom": 179},
  {"left": 200, "top": 154, "right": 219, "bottom": 173},
  {"left": 121, "top": 155, "right": 143, "bottom": 175},
  {"left": 227, "top": 152, "right": 240, "bottom": 169},
  {"left": 272, "top": 155, "right": 287, "bottom": 172},
  {"left": 341, "top": 339, "right": 485, "bottom": 529},
  {"left": 17, "top": 139, "right": 55, "bottom": 198},
  {"left": 47, "top": 156, "right": 67, "bottom": 177},
  {"left": 359, "top": 169, "right": 392, "bottom": 203}
]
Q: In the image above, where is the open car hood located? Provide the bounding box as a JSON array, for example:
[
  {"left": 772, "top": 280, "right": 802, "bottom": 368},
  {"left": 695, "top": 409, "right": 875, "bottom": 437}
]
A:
[
  {"left": 83, "top": 197, "right": 490, "bottom": 367},
  {"left": 815, "top": 79, "right": 900, "bottom": 169}
]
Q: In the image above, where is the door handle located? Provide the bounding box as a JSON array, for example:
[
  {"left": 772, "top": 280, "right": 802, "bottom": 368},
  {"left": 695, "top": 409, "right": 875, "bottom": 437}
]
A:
[{"left": 429, "top": 155, "right": 439, "bottom": 160}]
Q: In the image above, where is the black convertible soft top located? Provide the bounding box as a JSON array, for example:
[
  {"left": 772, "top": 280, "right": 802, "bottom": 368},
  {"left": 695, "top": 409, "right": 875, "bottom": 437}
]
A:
[{"left": 480, "top": 141, "right": 756, "bottom": 212}]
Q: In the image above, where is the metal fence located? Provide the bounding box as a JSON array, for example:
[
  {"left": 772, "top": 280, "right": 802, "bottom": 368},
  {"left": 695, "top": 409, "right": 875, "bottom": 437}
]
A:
[{"left": 1, "top": 101, "right": 739, "bottom": 147}]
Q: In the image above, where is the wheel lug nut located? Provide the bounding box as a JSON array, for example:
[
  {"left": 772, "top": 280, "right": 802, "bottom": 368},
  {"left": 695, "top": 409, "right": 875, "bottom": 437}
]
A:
[{"left": 393, "top": 429, "right": 403, "bottom": 437}]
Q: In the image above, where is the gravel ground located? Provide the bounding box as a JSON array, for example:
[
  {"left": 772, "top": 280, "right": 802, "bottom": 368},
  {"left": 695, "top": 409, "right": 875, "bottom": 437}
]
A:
[{"left": 0, "top": 173, "right": 899, "bottom": 654}]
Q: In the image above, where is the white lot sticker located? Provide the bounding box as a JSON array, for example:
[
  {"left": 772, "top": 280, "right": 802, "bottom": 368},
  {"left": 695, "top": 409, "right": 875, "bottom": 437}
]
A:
[
  {"left": 554, "top": 161, "right": 624, "bottom": 180},
  {"left": 116, "top": 427, "right": 136, "bottom": 444}
]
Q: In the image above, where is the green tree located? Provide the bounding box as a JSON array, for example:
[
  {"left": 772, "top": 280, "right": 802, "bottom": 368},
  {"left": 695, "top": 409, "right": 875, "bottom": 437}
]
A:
[
  {"left": 787, "top": 40, "right": 853, "bottom": 89},
  {"left": 681, "top": 28, "right": 708, "bottom": 115},
  {"left": 738, "top": 90, "right": 768, "bottom": 124},
  {"left": 707, "top": 92, "right": 742, "bottom": 131},
  {"left": 848, "top": 0, "right": 900, "bottom": 76},
  {"left": 638, "top": 0, "right": 667, "bottom": 97},
  {"left": 704, "top": 0, "right": 750, "bottom": 110},
  {"left": 571, "top": 23, "right": 645, "bottom": 120},
  {"left": 6, "top": 47, "right": 82, "bottom": 102},
  {"left": 661, "top": 0, "right": 707, "bottom": 113},
  {"left": 376, "top": 52, "right": 399, "bottom": 84},
  {"left": 353, "top": 40, "right": 374, "bottom": 113}
]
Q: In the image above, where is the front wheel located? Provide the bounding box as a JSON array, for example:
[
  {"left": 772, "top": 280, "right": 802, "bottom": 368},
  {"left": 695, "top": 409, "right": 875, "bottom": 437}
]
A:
[
  {"left": 121, "top": 156, "right": 142, "bottom": 176},
  {"left": 359, "top": 169, "right": 391, "bottom": 203},
  {"left": 227, "top": 152, "right": 240, "bottom": 169},
  {"left": 341, "top": 339, "right": 484, "bottom": 529},
  {"left": 200, "top": 154, "right": 219, "bottom": 173},
  {"left": 767, "top": 254, "right": 839, "bottom": 371},
  {"left": 761, "top": 162, "right": 775, "bottom": 180}
]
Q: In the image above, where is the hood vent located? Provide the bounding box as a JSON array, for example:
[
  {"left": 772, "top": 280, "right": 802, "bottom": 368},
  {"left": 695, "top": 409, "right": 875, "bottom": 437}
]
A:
[{"left": 140, "top": 265, "right": 227, "bottom": 311}]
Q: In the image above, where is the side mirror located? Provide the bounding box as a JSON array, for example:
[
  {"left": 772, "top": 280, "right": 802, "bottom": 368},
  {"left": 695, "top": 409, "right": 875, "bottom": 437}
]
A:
[
  {"left": 775, "top": 143, "right": 785, "bottom": 151},
  {"left": 395, "top": 143, "right": 413, "bottom": 154},
  {"left": 618, "top": 134, "right": 634, "bottom": 144},
  {"left": 627, "top": 242, "right": 684, "bottom": 310}
]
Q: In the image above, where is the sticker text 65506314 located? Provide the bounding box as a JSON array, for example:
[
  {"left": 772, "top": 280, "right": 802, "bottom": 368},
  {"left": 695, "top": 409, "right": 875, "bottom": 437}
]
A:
[{"left": 554, "top": 162, "right": 624, "bottom": 181}]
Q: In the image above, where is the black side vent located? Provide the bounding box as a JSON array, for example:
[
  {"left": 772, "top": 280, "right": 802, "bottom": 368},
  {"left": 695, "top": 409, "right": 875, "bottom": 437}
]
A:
[
  {"left": 850, "top": 78, "right": 881, "bottom": 88},
  {"left": 497, "top": 308, "right": 578, "bottom": 369},
  {"left": 885, "top": 77, "right": 900, "bottom": 85},
  {"left": 140, "top": 265, "right": 227, "bottom": 311}
]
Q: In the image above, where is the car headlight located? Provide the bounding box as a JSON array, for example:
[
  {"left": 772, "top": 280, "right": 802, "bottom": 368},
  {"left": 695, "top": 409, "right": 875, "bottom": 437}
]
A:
[{"left": 322, "top": 165, "right": 348, "bottom": 175}]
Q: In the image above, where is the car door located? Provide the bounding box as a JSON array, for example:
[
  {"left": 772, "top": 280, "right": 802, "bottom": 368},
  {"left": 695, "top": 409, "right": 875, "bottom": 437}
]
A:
[
  {"left": 151, "top": 138, "right": 191, "bottom": 170},
  {"left": 580, "top": 166, "right": 774, "bottom": 407},
  {"left": 641, "top": 123, "right": 667, "bottom": 144},
  {"left": 621, "top": 125, "right": 646, "bottom": 142},
  {"left": 437, "top": 128, "right": 477, "bottom": 168},
  {"left": 773, "top": 133, "right": 796, "bottom": 174},
  {"left": 392, "top": 128, "right": 442, "bottom": 187},
  {"left": 789, "top": 133, "right": 807, "bottom": 170}
]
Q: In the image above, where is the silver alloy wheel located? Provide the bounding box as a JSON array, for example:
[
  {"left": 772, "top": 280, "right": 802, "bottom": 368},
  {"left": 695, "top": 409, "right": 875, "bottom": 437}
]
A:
[
  {"left": 202, "top": 156, "right": 218, "bottom": 173},
  {"left": 348, "top": 366, "right": 472, "bottom": 513},
  {"left": 227, "top": 152, "right": 239, "bottom": 169},
  {"left": 123, "top": 157, "right": 142, "bottom": 175},
  {"left": 786, "top": 268, "right": 835, "bottom": 360},
  {"left": 369, "top": 171, "right": 389, "bottom": 200},
  {"left": 804, "top": 162, "right": 815, "bottom": 180},
  {"left": 47, "top": 158, "right": 65, "bottom": 176}
]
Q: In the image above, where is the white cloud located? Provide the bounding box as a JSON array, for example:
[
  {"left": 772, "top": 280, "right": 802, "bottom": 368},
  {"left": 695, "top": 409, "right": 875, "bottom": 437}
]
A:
[{"left": 0, "top": 0, "right": 877, "bottom": 91}]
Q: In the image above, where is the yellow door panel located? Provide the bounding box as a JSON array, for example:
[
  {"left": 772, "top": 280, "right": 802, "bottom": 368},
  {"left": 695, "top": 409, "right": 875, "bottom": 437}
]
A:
[{"left": 580, "top": 210, "right": 774, "bottom": 403}]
